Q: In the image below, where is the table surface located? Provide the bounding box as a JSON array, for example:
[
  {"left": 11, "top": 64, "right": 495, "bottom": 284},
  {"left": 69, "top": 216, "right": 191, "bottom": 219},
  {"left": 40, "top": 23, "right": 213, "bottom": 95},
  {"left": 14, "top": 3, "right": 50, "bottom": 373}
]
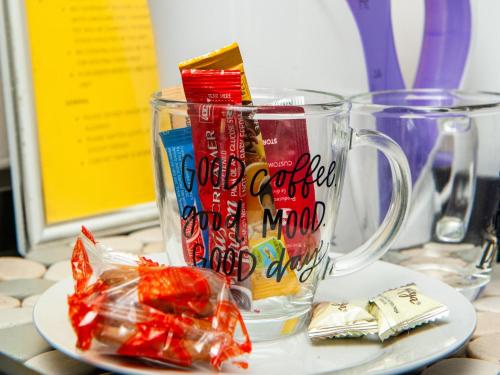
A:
[{"left": 0, "top": 228, "right": 498, "bottom": 375}]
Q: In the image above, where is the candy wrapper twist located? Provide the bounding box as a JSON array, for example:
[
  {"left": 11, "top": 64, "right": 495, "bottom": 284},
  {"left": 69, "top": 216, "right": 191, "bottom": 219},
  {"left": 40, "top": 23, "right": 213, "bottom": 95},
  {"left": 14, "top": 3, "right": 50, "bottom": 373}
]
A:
[{"left": 68, "top": 227, "right": 251, "bottom": 370}]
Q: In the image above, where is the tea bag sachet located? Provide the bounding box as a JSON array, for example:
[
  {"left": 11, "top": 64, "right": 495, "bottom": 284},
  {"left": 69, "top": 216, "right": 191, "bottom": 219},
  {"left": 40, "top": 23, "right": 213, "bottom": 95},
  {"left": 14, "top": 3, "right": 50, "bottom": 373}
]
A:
[
  {"left": 308, "top": 301, "right": 378, "bottom": 339},
  {"left": 369, "top": 283, "right": 450, "bottom": 341}
]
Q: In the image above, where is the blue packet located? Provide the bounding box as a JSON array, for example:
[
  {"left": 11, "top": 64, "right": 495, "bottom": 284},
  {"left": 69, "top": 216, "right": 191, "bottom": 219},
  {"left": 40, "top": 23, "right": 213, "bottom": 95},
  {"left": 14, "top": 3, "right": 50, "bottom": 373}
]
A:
[{"left": 159, "top": 127, "right": 209, "bottom": 267}]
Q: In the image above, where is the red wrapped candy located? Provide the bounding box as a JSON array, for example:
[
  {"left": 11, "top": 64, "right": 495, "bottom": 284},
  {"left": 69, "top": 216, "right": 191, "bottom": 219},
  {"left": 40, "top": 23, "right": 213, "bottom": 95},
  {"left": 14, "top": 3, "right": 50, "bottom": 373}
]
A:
[{"left": 68, "top": 227, "right": 251, "bottom": 370}]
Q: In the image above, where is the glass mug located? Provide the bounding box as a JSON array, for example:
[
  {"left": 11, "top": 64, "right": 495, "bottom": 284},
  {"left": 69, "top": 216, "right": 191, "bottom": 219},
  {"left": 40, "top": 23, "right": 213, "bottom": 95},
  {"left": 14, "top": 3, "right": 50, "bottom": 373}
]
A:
[
  {"left": 345, "top": 89, "right": 500, "bottom": 300},
  {"left": 151, "top": 88, "right": 411, "bottom": 340}
]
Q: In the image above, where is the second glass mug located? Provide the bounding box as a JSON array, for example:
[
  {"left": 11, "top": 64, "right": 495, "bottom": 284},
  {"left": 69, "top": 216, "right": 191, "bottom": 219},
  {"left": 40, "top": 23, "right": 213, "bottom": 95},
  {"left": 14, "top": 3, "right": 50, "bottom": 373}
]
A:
[{"left": 151, "top": 88, "right": 411, "bottom": 341}]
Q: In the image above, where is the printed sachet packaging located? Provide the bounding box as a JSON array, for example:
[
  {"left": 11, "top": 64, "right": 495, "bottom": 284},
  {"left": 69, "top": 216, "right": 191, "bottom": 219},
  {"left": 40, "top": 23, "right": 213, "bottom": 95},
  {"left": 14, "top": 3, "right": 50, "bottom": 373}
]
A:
[
  {"left": 179, "top": 43, "right": 300, "bottom": 301},
  {"left": 160, "top": 127, "right": 209, "bottom": 267},
  {"left": 181, "top": 68, "right": 253, "bottom": 309},
  {"left": 308, "top": 301, "right": 378, "bottom": 339},
  {"left": 178, "top": 43, "right": 252, "bottom": 104},
  {"left": 258, "top": 106, "right": 321, "bottom": 261},
  {"left": 308, "top": 284, "right": 449, "bottom": 341},
  {"left": 369, "top": 283, "right": 450, "bottom": 341}
]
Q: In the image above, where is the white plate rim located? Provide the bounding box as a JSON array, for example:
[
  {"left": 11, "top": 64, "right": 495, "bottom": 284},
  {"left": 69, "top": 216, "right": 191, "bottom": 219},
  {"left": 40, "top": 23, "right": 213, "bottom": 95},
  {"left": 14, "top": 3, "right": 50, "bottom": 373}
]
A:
[{"left": 33, "top": 260, "right": 476, "bottom": 375}]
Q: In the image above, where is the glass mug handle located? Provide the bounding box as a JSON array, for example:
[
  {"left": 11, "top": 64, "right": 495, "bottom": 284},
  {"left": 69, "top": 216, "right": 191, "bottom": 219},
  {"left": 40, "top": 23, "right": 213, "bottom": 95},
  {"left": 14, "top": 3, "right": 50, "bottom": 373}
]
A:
[
  {"left": 435, "top": 118, "right": 478, "bottom": 242},
  {"left": 329, "top": 129, "right": 412, "bottom": 277}
]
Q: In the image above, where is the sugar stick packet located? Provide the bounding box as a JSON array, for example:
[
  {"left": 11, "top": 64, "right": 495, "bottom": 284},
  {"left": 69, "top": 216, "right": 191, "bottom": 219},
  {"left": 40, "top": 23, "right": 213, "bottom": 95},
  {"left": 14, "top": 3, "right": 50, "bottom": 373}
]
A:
[
  {"left": 181, "top": 68, "right": 253, "bottom": 310},
  {"left": 179, "top": 43, "right": 252, "bottom": 104},
  {"left": 258, "top": 106, "right": 321, "bottom": 260},
  {"left": 159, "top": 127, "right": 209, "bottom": 267},
  {"left": 179, "top": 43, "right": 300, "bottom": 300},
  {"left": 369, "top": 283, "right": 450, "bottom": 341}
]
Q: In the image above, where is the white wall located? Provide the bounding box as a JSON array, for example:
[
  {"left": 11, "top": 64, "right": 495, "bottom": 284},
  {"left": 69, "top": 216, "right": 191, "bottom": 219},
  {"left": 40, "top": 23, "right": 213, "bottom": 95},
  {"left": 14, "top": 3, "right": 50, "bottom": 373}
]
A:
[
  {"left": 149, "top": 0, "right": 500, "bottom": 94},
  {"left": 0, "top": 76, "right": 8, "bottom": 169},
  {"left": 462, "top": 0, "right": 500, "bottom": 91}
]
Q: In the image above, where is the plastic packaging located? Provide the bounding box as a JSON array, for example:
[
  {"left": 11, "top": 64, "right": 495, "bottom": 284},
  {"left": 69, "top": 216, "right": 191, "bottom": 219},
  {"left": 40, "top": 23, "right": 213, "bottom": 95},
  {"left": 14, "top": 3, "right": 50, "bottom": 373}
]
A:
[
  {"left": 179, "top": 44, "right": 300, "bottom": 301},
  {"left": 181, "top": 69, "right": 253, "bottom": 310},
  {"left": 369, "top": 283, "right": 450, "bottom": 341},
  {"left": 251, "top": 237, "right": 300, "bottom": 300},
  {"left": 178, "top": 42, "right": 252, "bottom": 104},
  {"left": 259, "top": 106, "right": 321, "bottom": 260},
  {"left": 67, "top": 227, "right": 251, "bottom": 370},
  {"left": 308, "top": 301, "right": 378, "bottom": 339},
  {"left": 160, "top": 127, "right": 209, "bottom": 266}
]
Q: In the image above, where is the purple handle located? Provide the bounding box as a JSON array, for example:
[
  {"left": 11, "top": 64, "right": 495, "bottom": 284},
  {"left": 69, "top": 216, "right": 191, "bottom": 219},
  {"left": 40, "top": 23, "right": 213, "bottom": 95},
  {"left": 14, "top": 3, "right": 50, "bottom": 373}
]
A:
[
  {"left": 415, "top": 0, "right": 471, "bottom": 89},
  {"left": 346, "top": 0, "right": 404, "bottom": 92},
  {"left": 414, "top": 0, "right": 471, "bottom": 168},
  {"left": 409, "top": 0, "right": 471, "bottom": 170},
  {"left": 347, "top": 0, "right": 405, "bottom": 221},
  {"left": 348, "top": 0, "right": 471, "bottom": 220}
]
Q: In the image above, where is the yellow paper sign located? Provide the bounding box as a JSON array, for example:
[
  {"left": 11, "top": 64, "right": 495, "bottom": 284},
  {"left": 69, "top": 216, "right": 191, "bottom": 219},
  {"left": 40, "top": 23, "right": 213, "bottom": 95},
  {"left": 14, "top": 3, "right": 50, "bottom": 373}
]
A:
[{"left": 26, "top": 0, "right": 159, "bottom": 223}]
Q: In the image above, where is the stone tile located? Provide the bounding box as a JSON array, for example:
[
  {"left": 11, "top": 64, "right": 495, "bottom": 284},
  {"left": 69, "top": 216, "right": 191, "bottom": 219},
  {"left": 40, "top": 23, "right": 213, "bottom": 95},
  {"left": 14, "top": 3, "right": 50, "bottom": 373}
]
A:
[
  {"left": 0, "top": 323, "right": 51, "bottom": 361},
  {"left": 22, "top": 295, "right": 40, "bottom": 308},
  {"left": 422, "top": 358, "right": 500, "bottom": 374},
  {"left": 25, "top": 350, "right": 97, "bottom": 375},
  {"left": 484, "top": 279, "right": 500, "bottom": 297},
  {"left": 141, "top": 241, "right": 164, "bottom": 254},
  {"left": 44, "top": 261, "right": 72, "bottom": 282},
  {"left": 0, "top": 257, "right": 46, "bottom": 280},
  {"left": 0, "top": 279, "right": 54, "bottom": 299},
  {"left": 473, "top": 312, "right": 500, "bottom": 339},
  {"left": 98, "top": 236, "right": 143, "bottom": 254},
  {"left": 0, "top": 294, "right": 20, "bottom": 309},
  {"left": 129, "top": 226, "right": 162, "bottom": 244},
  {"left": 491, "top": 264, "right": 500, "bottom": 280},
  {"left": 467, "top": 334, "right": 500, "bottom": 364},
  {"left": 0, "top": 307, "right": 33, "bottom": 329},
  {"left": 26, "top": 244, "right": 73, "bottom": 266},
  {"left": 400, "top": 255, "right": 467, "bottom": 269},
  {"left": 474, "top": 297, "right": 500, "bottom": 313}
]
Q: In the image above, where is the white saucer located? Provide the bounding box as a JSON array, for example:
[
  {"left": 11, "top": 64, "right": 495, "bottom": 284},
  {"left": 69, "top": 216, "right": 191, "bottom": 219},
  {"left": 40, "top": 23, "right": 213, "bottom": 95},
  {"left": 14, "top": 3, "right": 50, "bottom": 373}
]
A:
[{"left": 33, "top": 256, "right": 476, "bottom": 374}]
